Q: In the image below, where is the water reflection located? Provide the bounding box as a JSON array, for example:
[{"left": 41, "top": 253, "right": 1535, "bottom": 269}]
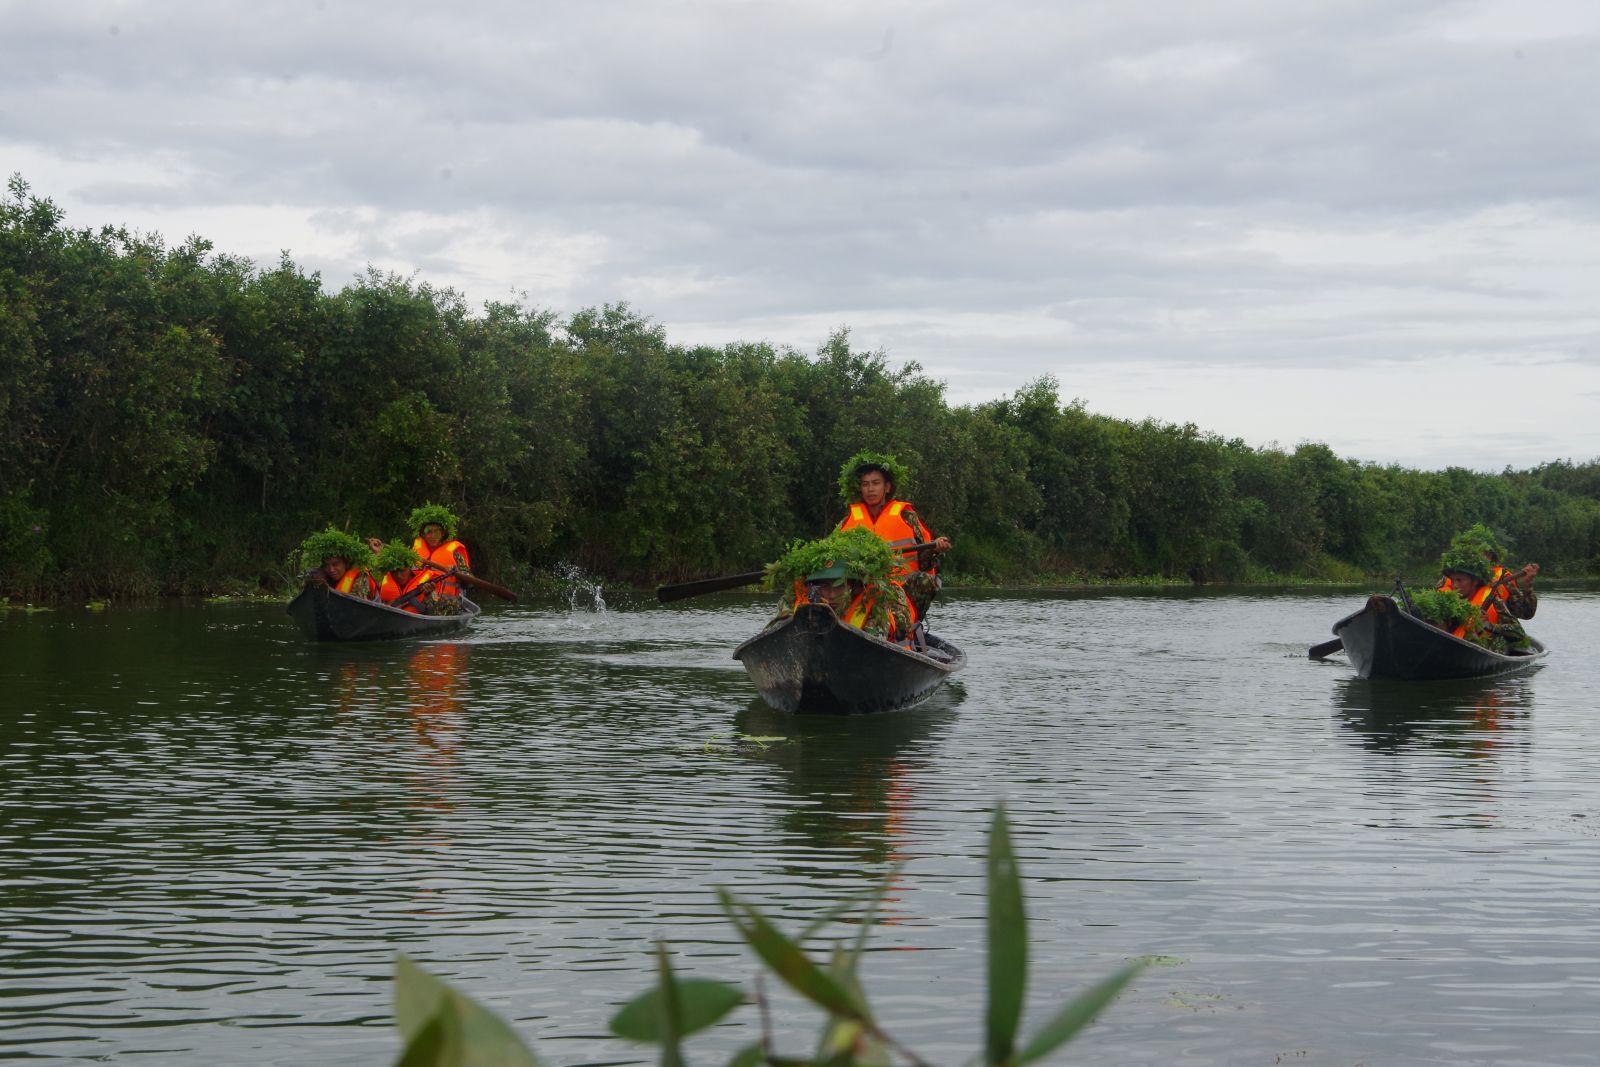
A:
[
  {"left": 733, "top": 687, "right": 962, "bottom": 867},
  {"left": 400, "top": 642, "right": 468, "bottom": 810},
  {"left": 1333, "top": 674, "right": 1535, "bottom": 756}
]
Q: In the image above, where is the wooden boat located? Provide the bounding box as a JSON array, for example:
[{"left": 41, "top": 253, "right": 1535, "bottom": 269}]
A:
[
  {"left": 732, "top": 603, "right": 965, "bottom": 714},
  {"left": 1331, "top": 594, "right": 1546, "bottom": 681},
  {"left": 286, "top": 582, "right": 480, "bottom": 642}
]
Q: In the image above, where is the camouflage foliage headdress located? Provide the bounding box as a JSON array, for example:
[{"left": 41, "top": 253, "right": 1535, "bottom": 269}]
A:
[
  {"left": 372, "top": 542, "right": 424, "bottom": 574},
  {"left": 1448, "top": 523, "right": 1508, "bottom": 564},
  {"left": 298, "top": 527, "right": 374, "bottom": 572},
  {"left": 837, "top": 450, "right": 910, "bottom": 504},
  {"left": 1438, "top": 548, "right": 1492, "bottom": 584},
  {"left": 407, "top": 503, "right": 460, "bottom": 539},
  {"left": 767, "top": 527, "right": 899, "bottom": 598}
]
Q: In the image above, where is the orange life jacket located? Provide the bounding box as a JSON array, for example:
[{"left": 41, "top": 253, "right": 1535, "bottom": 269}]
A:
[
  {"left": 411, "top": 539, "right": 470, "bottom": 598},
  {"left": 1451, "top": 583, "right": 1500, "bottom": 638},
  {"left": 1441, "top": 566, "right": 1513, "bottom": 602},
  {"left": 840, "top": 501, "right": 923, "bottom": 576},
  {"left": 335, "top": 568, "right": 375, "bottom": 597},
  {"left": 377, "top": 571, "right": 413, "bottom": 609}
]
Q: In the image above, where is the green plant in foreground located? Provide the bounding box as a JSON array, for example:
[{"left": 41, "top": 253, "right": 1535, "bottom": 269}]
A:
[{"left": 390, "top": 807, "right": 1149, "bottom": 1066}]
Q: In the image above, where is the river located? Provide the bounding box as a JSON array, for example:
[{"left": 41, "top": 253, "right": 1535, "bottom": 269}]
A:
[{"left": 4, "top": 586, "right": 1599, "bottom": 1066}]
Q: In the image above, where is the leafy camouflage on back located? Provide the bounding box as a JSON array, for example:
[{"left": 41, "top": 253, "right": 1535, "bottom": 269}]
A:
[{"left": 768, "top": 527, "right": 898, "bottom": 595}]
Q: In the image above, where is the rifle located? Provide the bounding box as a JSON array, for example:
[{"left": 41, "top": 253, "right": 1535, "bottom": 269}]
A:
[{"left": 1393, "top": 576, "right": 1418, "bottom": 615}]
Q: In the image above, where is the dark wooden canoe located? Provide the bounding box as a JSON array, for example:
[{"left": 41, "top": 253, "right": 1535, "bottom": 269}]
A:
[
  {"left": 732, "top": 603, "right": 965, "bottom": 714},
  {"left": 1331, "top": 594, "right": 1547, "bottom": 681},
  {"left": 286, "top": 582, "right": 480, "bottom": 642}
]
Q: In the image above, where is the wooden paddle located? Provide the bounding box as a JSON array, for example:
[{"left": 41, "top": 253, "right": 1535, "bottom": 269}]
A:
[
  {"left": 656, "top": 542, "right": 938, "bottom": 604},
  {"left": 417, "top": 561, "right": 518, "bottom": 602},
  {"left": 1307, "top": 637, "right": 1343, "bottom": 659},
  {"left": 656, "top": 569, "right": 769, "bottom": 603}
]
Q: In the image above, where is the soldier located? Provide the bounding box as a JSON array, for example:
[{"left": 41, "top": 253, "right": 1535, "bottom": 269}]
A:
[
  {"left": 1439, "top": 550, "right": 1530, "bottom": 653},
  {"left": 834, "top": 452, "right": 951, "bottom": 623},
  {"left": 775, "top": 562, "right": 912, "bottom": 640},
  {"left": 1437, "top": 524, "right": 1538, "bottom": 620},
  {"left": 299, "top": 528, "right": 377, "bottom": 599}
]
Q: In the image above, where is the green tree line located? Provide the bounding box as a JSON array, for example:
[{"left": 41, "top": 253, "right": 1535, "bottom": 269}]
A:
[{"left": 4, "top": 177, "right": 1599, "bottom": 599}]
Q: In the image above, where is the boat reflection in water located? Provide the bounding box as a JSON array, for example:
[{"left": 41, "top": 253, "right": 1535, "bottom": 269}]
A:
[
  {"left": 405, "top": 642, "right": 470, "bottom": 814},
  {"left": 732, "top": 686, "right": 962, "bottom": 876},
  {"left": 1333, "top": 674, "right": 1534, "bottom": 757}
]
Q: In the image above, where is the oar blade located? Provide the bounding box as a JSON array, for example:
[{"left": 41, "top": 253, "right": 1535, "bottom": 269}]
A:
[
  {"left": 1308, "top": 637, "right": 1344, "bottom": 660},
  {"left": 657, "top": 571, "right": 768, "bottom": 604}
]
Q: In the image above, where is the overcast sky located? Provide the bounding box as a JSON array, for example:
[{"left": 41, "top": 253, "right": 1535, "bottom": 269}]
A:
[{"left": 6, "top": 0, "right": 1600, "bottom": 471}]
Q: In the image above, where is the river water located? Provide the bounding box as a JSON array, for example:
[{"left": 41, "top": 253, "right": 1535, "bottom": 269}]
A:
[{"left": 4, "top": 587, "right": 1600, "bottom": 1066}]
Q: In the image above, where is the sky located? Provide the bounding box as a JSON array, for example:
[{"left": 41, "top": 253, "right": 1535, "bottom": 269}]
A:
[{"left": 5, "top": 0, "right": 1600, "bottom": 472}]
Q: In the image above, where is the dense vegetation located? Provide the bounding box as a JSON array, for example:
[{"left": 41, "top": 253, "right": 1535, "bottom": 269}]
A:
[{"left": 4, "top": 177, "right": 1600, "bottom": 600}]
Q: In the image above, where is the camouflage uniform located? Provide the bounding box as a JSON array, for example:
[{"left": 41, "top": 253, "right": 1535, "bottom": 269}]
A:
[
  {"left": 418, "top": 590, "right": 464, "bottom": 616},
  {"left": 1498, "top": 578, "right": 1537, "bottom": 621}
]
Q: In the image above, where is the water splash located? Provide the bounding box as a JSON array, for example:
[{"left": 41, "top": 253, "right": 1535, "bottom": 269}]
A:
[{"left": 553, "top": 561, "right": 607, "bottom": 614}]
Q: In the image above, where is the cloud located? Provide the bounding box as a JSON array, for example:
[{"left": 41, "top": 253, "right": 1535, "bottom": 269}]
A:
[{"left": 5, "top": 0, "right": 1600, "bottom": 469}]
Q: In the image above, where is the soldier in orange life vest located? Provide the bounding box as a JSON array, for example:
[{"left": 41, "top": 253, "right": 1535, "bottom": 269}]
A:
[
  {"left": 835, "top": 453, "right": 951, "bottom": 621},
  {"left": 298, "top": 527, "right": 377, "bottom": 599},
  {"left": 367, "top": 540, "right": 425, "bottom": 613},
  {"left": 403, "top": 504, "right": 472, "bottom": 615},
  {"left": 1435, "top": 523, "right": 1538, "bottom": 620},
  {"left": 780, "top": 562, "right": 911, "bottom": 640},
  {"left": 1439, "top": 550, "right": 1529, "bottom": 652}
]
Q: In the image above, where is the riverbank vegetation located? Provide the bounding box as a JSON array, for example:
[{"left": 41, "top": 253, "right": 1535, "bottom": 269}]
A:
[{"left": 5, "top": 177, "right": 1600, "bottom": 600}]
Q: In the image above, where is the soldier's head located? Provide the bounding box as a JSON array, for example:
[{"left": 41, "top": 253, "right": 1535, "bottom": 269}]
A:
[
  {"left": 1439, "top": 548, "right": 1491, "bottom": 592},
  {"left": 322, "top": 555, "right": 351, "bottom": 581},
  {"left": 805, "top": 562, "right": 859, "bottom": 608},
  {"left": 854, "top": 462, "right": 894, "bottom": 507},
  {"left": 419, "top": 523, "right": 446, "bottom": 550},
  {"left": 1445, "top": 567, "right": 1484, "bottom": 597}
]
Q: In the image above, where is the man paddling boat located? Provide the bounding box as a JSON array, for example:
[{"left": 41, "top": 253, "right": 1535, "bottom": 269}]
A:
[
  {"left": 834, "top": 451, "right": 951, "bottom": 622},
  {"left": 1436, "top": 523, "right": 1538, "bottom": 621}
]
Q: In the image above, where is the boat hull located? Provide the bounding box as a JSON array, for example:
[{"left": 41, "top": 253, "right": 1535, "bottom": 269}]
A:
[
  {"left": 732, "top": 603, "right": 965, "bottom": 714},
  {"left": 1332, "top": 594, "right": 1546, "bottom": 681},
  {"left": 286, "top": 583, "right": 480, "bottom": 642}
]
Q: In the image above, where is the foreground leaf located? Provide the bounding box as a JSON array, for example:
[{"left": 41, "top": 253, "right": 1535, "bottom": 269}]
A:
[
  {"left": 985, "top": 806, "right": 1026, "bottom": 1066},
  {"left": 798, "top": 868, "right": 899, "bottom": 944},
  {"left": 655, "top": 943, "right": 686, "bottom": 1067},
  {"left": 718, "top": 889, "right": 869, "bottom": 1022},
  {"left": 611, "top": 977, "right": 745, "bottom": 1042},
  {"left": 1015, "top": 960, "right": 1148, "bottom": 1065},
  {"left": 392, "top": 955, "right": 542, "bottom": 1067}
]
